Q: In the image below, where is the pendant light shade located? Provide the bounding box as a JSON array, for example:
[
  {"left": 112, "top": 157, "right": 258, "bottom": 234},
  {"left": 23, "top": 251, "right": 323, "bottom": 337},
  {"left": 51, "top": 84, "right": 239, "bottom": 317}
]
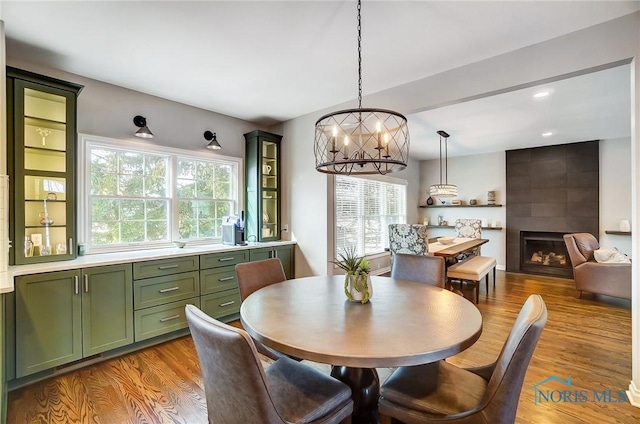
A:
[
  {"left": 429, "top": 130, "right": 458, "bottom": 197},
  {"left": 314, "top": 0, "right": 409, "bottom": 175},
  {"left": 204, "top": 131, "right": 222, "bottom": 150},
  {"left": 133, "top": 115, "right": 154, "bottom": 139}
]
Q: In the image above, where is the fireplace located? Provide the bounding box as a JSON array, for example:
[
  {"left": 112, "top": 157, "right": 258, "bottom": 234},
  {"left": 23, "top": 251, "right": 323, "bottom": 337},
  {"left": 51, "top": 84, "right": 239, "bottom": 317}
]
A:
[{"left": 520, "top": 231, "right": 573, "bottom": 278}]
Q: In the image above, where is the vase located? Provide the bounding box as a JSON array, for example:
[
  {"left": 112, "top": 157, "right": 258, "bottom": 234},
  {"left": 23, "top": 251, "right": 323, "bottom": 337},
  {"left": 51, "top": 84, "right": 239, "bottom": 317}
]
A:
[{"left": 344, "top": 272, "right": 372, "bottom": 304}]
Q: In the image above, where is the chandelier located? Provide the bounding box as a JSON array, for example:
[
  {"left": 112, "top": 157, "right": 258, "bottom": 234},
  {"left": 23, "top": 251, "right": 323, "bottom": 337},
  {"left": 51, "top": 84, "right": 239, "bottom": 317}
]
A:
[
  {"left": 314, "top": 0, "right": 409, "bottom": 175},
  {"left": 429, "top": 130, "right": 458, "bottom": 197}
]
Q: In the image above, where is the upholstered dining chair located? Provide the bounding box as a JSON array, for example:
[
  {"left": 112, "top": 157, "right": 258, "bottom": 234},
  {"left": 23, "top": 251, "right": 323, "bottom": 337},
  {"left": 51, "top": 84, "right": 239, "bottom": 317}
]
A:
[
  {"left": 454, "top": 218, "right": 482, "bottom": 259},
  {"left": 390, "top": 253, "right": 445, "bottom": 287},
  {"left": 185, "top": 304, "right": 354, "bottom": 424},
  {"left": 236, "top": 258, "right": 291, "bottom": 360},
  {"left": 378, "top": 294, "right": 547, "bottom": 424},
  {"left": 388, "top": 224, "right": 430, "bottom": 266}
]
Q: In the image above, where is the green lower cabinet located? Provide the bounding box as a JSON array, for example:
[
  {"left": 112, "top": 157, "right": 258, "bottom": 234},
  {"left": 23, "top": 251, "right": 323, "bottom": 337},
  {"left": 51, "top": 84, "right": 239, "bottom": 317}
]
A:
[
  {"left": 82, "top": 264, "right": 134, "bottom": 356},
  {"left": 134, "top": 298, "right": 199, "bottom": 342},
  {"left": 201, "top": 289, "right": 241, "bottom": 320},
  {"left": 249, "top": 245, "right": 294, "bottom": 279},
  {"left": 15, "top": 264, "right": 134, "bottom": 378}
]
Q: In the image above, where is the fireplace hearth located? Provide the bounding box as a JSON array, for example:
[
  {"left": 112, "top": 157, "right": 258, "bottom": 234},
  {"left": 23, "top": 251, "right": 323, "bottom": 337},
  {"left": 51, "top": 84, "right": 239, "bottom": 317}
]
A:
[{"left": 520, "top": 231, "right": 573, "bottom": 278}]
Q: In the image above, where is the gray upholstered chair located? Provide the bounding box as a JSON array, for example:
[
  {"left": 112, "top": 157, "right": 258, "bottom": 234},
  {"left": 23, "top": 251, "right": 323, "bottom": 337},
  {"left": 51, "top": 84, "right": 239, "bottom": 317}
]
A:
[
  {"left": 390, "top": 253, "right": 445, "bottom": 288},
  {"left": 563, "top": 233, "right": 631, "bottom": 299},
  {"left": 378, "top": 294, "right": 547, "bottom": 424},
  {"left": 388, "top": 224, "right": 430, "bottom": 266},
  {"left": 185, "top": 304, "right": 354, "bottom": 424},
  {"left": 236, "top": 258, "right": 291, "bottom": 360}
]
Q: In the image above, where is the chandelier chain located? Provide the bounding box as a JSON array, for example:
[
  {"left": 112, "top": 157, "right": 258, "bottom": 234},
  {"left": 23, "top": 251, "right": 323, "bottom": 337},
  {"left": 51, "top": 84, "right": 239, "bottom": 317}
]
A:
[{"left": 357, "top": 0, "right": 362, "bottom": 110}]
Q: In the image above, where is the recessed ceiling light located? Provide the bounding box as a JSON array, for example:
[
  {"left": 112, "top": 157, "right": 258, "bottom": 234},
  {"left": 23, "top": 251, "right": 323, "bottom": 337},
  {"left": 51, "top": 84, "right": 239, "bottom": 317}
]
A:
[
  {"left": 542, "top": 132, "right": 553, "bottom": 137},
  {"left": 534, "top": 91, "right": 550, "bottom": 99}
]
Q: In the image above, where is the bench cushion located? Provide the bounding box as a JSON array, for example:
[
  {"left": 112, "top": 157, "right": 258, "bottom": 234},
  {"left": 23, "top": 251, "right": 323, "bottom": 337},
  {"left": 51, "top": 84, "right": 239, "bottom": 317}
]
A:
[{"left": 447, "top": 256, "right": 496, "bottom": 281}]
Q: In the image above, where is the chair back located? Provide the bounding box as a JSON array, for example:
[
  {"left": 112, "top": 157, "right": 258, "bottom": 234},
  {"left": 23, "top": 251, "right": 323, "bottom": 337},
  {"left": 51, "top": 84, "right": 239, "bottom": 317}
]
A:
[
  {"left": 390, "top": 253, "right": 445, "bottom": 287},
  {"left": 476, "top": 294, "right": 547, "bottom": 423},
  {"left": 454, "top": 219, "right": 482, "bottom": 239},
  {"left": 236, "top": 258, "right": 286, "bottom": 301},
  {"left": 185, "top": 304, "right": 284, "bottom": 424},
  {"left": 388, "top": 224, "right": 429, "bottom": 256},
  {"left": 563, "top": 233, "right": 599, "bottom": 266}
]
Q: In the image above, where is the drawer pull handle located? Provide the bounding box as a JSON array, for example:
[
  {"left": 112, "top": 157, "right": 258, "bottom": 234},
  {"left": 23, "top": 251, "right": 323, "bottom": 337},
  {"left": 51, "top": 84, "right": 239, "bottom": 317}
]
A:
[
  {"left": 84, "top": 275, "right": 89, "bottom": 293},
  {"left": 74, "top": 276, "right": 79, "bottom": 295},
  {"left": 218, "top": 257, "right": 235, "bottom": 262},
  {"left": 158, "top": 265, "right": 179, "bottom": 270},
  {"left": 220, "top": 301, "right": 235, "bottom": 307},
  {"left": 160, "top": 314, "right": 181, "bottom": 323},
  {"left": 218, "top": 276, "right": 235, "bottom": 282},
  {"left": 159, "top": 286, "right": 180, "bottom": 293}
]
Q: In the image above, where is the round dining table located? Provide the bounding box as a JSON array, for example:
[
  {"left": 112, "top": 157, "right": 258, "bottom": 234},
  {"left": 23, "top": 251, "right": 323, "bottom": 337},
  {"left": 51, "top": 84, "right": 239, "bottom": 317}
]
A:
[{"left": 240, "top": 275, "right": 483, "bottom": 424}]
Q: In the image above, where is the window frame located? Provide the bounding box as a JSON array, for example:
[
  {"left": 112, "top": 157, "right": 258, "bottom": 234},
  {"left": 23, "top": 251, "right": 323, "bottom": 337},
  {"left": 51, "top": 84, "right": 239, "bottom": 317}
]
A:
[
  {"left": 78, "top": 134, "right": 243, "bottom": 254},
  {"left": 332, "top": 174, "right": 407, "bottom": 262}
]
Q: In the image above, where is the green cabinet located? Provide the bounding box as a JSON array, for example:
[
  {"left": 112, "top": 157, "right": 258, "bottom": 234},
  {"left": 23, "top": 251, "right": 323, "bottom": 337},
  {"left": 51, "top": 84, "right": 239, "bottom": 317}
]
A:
[
  {"left": 199, "top": 250, "right": 248, "bottom": 321},
  {"left": 244, "top": 130, "right": 282, "bottom": 242},
  {"left": 7, "top": 67, "right": 83, "bottom": 265},
  {"left": 15, "top": 264, "right": 133, "bottom": 377},
  {"left": 249, "top": 244, "right": 294, "bottom": 279},
  {"left": 133, "top": 256, "right": 200, "bottom": 342}
]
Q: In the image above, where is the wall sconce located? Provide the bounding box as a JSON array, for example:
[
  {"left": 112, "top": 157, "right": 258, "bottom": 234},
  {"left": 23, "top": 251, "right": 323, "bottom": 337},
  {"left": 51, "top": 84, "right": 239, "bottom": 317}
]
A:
[
  {"left": 133, "top": 115, "right": 154, "bottom": 139},
  {"left": 204, "top": 131, "right": 222, "bottom": 150}
]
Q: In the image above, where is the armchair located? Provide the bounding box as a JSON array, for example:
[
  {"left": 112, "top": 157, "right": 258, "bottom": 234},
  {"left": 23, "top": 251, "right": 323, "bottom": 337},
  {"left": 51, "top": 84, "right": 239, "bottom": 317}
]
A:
[{"left": 563, "top": 233, "right": 631, "bottom": 300}]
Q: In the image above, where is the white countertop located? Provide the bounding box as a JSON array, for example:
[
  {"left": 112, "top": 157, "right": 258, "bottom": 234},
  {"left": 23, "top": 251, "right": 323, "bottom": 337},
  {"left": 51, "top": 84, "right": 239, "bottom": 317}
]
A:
[{"left": 0, "top": 241, "right": 296, "bottom": 294}]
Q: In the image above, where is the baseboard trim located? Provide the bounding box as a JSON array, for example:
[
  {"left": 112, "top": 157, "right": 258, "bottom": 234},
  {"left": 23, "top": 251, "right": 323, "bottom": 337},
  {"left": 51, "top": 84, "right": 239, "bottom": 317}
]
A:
[{"left": 627, "top": 380, "right": 640, "bottom": 407}]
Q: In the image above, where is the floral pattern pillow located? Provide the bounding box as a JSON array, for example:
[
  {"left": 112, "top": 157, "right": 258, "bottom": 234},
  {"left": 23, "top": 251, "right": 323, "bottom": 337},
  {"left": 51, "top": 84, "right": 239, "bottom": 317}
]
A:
[
  {"left": 389, "top": 224, "right": 429, "bottom": 256},
  {"left": 455, "top": 219, "right": 482, "bottom": 239}
]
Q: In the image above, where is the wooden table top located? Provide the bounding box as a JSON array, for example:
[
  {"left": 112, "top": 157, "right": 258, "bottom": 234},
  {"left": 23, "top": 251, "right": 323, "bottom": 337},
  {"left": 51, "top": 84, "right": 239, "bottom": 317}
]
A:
[
  {"left": 240, "top": 275, "right": 482, "bottom": 368},
  {"left": 429, "top": 238, "right": 489, "bottom": 258}
]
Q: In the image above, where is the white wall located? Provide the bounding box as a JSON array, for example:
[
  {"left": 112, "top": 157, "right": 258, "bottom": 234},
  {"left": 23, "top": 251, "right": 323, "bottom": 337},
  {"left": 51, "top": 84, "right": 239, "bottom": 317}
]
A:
[
  {"left": 419, "top": 152, "right": 506, "bottom": 268},
  {"left": 601, "top": 137, "right": 633, "bottom": 254}
]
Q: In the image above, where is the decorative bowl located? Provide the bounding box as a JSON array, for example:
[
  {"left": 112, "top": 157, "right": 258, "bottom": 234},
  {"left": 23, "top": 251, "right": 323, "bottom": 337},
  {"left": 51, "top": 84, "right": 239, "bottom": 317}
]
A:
[
  {"left": 437, "top": 237, "right": 455, "bottom": 245},
  {"left": 173, "top": 241, "right": 187, "bottom": 248}
]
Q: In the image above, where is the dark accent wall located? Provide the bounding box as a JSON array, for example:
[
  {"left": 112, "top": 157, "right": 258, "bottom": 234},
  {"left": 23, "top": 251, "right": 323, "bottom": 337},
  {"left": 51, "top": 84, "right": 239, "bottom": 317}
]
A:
[{"left": 506, "top": 141, "right": 599, "bottom": 273}]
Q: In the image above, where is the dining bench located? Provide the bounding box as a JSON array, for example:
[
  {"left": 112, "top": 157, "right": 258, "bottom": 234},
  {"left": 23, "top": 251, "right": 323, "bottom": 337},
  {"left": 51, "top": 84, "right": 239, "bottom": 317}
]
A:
[{"left": 447, "top": 256, "right": 497, "bottom": 303}]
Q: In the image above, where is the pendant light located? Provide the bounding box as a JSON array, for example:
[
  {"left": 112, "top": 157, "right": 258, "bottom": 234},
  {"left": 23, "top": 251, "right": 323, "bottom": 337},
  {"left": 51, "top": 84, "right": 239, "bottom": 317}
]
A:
[
  {"left": 429, "top": 130, "right": 458, "bottom": 197},
  {"left": 314, "top": 0, "right": 409, "bottom": 175}
]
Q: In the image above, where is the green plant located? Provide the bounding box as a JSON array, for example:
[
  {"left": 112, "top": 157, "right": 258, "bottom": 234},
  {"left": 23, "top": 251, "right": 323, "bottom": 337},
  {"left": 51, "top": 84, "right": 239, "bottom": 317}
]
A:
[{"left": 332, "top": 247, "right": 371, "bottom": 303}]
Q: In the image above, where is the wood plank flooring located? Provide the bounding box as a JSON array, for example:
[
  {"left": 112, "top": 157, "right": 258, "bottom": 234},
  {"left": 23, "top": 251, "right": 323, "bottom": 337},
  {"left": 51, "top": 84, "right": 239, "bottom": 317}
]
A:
[{"left": 7, "top": 272, "right": 640, "bottom": 423}]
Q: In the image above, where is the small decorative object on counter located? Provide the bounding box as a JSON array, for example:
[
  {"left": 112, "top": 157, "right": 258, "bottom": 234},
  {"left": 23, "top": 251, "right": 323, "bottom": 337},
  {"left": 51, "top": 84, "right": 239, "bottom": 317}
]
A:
[
  {"left": 331, "top": 246, "right": 372, "bottom": 304},
  {"left": 487, "top": 190, "right": 496, "bottom": 205},
  {"left": 620, "top": 219, "right": 631, "bottom": 232},
  {"left": 426, "top": 196, "right": 434, "bottom": 206},
  {"left": 77, "top": 243, "right": 86, "bottom": 256},
  {"left": 470, "top": 199, "right": 477, "bottom": 205}
]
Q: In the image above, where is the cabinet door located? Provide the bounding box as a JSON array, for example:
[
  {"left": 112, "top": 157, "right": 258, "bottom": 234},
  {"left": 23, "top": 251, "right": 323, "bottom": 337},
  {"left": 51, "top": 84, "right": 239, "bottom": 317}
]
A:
[
  {"left": 10, "top": 75, "right": 80, "bottom": 264},
  {"left": 82, "top": 264, "right": 134, "bottom": 356},
  {"left": 274, "top": 245, "right": 294, "bottom": 280},
  {"left": 15, "top": 270, "right": 82, "bottom": 377},
  {"left": 244, "top": 130, "right": 282, "bottom": 242}
]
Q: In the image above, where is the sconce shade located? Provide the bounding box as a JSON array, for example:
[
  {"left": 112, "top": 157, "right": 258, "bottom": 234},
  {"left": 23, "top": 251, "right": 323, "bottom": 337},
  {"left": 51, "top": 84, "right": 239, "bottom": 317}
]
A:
[
  {"left": 204, "top": 131, "right": 222, "bottom": 150},
  {"left": 133, "top": 115, "right": 154, "bottom": 139}
]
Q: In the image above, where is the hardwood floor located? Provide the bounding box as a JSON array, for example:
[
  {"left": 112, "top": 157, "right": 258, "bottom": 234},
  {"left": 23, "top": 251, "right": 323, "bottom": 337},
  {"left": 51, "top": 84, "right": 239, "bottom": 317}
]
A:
[{"left": 7, "top": 272, "right": 640, "bottom": 423}]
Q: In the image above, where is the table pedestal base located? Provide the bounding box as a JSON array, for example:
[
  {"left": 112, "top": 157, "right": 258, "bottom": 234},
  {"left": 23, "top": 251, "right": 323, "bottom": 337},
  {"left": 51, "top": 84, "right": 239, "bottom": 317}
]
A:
[{"left": 330, "top": 366, "right": 380, "bottom": 424}]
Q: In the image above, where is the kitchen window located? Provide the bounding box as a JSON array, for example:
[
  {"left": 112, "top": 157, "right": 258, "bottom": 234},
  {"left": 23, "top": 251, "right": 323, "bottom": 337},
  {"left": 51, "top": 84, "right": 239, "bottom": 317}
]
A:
[
  {"left": 334, "top": 175, "right": 406, "bottom": 257},
  {"left": 79, "top": 135, "right": 241, "bottom": 253}
]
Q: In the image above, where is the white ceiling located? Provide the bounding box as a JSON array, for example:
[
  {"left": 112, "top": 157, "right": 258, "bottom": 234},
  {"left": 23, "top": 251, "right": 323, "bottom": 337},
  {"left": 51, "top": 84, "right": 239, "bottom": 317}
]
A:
[{"left": 2, "top": 1, "right": 638, "bottom": 160}]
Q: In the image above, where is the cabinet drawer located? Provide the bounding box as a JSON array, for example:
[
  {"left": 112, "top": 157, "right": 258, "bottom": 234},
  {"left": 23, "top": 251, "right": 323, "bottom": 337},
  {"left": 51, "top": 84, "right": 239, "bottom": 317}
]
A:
[
  {"left": 201, "top": 289, "right": 241, "bottom": 320},
  {"left": 201, "top": 266, "right": 238, "bottom": 295},
  {"left": 134, "top": 271, "right": 200, "bottom": 310},
  {"left": 200, "top": 250, "right": 248, "bottom": 270},
  {"left": 133, "top": 256, "right": 199, "bottom": 280},
  {"left": 134, "top": 298, "right": 199, "bottom": 342}
]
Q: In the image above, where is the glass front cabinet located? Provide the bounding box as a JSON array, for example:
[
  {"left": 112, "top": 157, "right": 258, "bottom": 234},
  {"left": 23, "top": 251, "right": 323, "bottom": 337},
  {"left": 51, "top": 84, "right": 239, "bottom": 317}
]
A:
[
  {"left": 7, "top": 67, "right": 83, "bottom": 264},
  {"left": 244, "top": 130, "right": 282, "bottom": 242}
]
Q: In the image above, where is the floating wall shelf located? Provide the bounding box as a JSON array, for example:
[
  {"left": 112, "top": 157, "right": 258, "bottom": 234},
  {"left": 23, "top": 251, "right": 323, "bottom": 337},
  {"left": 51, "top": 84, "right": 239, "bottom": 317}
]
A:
[{"left": 420, "top": 204, "right": 503, "bottom": 208}]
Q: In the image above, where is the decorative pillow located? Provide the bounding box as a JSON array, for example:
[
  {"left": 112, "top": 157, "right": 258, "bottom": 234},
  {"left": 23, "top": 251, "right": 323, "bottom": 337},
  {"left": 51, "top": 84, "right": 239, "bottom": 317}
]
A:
[{"left": 593, "top": 248, "right": 630, "bottom": 264}]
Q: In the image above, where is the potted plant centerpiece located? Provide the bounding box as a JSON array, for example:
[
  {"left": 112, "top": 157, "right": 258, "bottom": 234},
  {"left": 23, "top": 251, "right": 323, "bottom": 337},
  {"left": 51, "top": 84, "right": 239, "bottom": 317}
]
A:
[{"left": 332, "top": 247, "right": 372, "bottom": 304}]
